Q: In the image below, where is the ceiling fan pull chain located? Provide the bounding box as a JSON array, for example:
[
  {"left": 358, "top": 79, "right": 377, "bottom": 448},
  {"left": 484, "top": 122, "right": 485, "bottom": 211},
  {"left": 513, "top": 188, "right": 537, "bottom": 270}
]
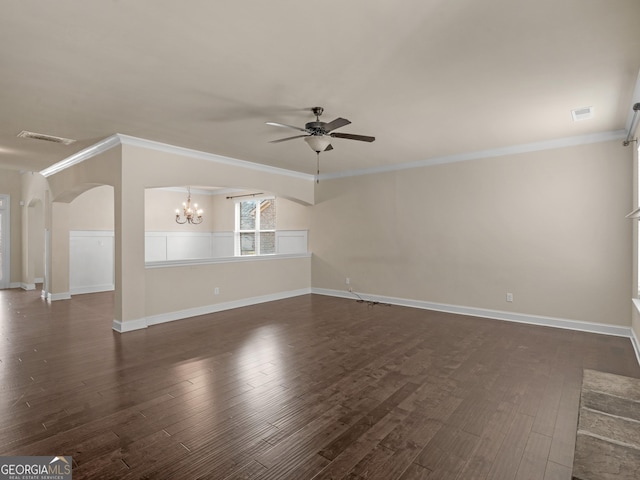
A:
[{"left": 316, "top": 152, "right": 320, "bottom": 184}]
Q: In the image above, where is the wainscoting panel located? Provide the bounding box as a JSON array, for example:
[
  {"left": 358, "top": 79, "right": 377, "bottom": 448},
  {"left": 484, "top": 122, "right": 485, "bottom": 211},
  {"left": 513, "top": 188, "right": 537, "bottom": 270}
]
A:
[
  {"left": 212, "top": 232, "right": 234, "bottom": 257},
  {"left": 145, "top": 230, "right": 308, "bottom": 261},
  {"left": 145, "top": 234, "right": 167, "bottom": 262},
  {"left": 276, "top": 230, "right": 308, "bottom": 254},
  {"left": 69, "top": 230, "right": 114, "bottom": 294},
  {"left": 166, "top": 232, "right": 212, "bottom": 260}
]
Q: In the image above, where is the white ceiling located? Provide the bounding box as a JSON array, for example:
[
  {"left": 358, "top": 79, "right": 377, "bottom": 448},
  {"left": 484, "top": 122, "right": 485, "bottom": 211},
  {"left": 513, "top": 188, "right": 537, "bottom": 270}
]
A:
[{"left": 1, "top": 0, "right": 640, "bottom": 176}]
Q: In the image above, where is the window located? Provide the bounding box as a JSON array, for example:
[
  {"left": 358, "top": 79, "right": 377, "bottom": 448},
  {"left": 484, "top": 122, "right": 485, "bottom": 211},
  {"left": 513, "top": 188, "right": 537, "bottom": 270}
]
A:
[{"left": 235, "top": 198, "right": 276, "bottom": 255}]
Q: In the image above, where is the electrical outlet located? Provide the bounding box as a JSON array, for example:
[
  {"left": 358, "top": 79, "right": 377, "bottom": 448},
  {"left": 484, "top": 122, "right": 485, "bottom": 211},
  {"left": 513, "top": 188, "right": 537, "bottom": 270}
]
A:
[
  {"left": 506, "top": 292, "right": 513, "bottom": 302},
  {"left": 214, "top": 287, "right": 220, "bottom": 295},
  {"left": 346, "top": 277, "right": 350, "bottom": 285}
]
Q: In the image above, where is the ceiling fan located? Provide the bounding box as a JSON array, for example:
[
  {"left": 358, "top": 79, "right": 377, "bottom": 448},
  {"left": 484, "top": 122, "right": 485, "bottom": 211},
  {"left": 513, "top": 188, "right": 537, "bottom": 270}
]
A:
[{"left": 266, "top": 106, "right": 375, "bottom": 153}]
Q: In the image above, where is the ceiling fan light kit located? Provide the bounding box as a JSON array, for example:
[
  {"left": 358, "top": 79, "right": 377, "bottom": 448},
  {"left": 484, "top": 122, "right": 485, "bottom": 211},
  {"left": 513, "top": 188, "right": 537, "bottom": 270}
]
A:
[
  {"left": 266, "top": 106, "right": 375, "bottom": 153},
  {"left": 266, "top": 106, "right": 375, "bottom": 180},
  {"left": 304, "top": 135, "right": 332, "bottom": 153}
]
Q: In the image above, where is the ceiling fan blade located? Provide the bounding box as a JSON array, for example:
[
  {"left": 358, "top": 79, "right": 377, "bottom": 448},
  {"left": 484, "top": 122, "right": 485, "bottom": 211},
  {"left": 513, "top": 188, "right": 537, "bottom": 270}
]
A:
[
  {"left": 324, "top": 144, "right": 334, "bottom": 152},
  {"left": 269, "top": 134, "right": 309, "bottom": 143},
  {"left": 323, "top": 117, "right": 351, "bottom": 133},
  {"left": 266, "top": 121, "right": 308, "bottom": 133},
  {"left": 330, "top": 132, "right": 376, "bottom": 142}
]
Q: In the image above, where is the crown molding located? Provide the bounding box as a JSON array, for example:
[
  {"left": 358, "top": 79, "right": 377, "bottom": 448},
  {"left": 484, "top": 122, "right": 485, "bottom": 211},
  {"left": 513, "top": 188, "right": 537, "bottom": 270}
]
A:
[
  {"left": 40, "top": 129, "right": 626, "bottom": 182},
  {"left": 318, "top": 130, "right": 627, "bottom": 181},
  {"left": 116, "top": 134, "right": 315, "bottom": 181},
  {"left": 40, "top": 133, "right": 315, "bottom": 182},
  {"left": 40, "top": 134, "right": 121, "bottom": 177}
]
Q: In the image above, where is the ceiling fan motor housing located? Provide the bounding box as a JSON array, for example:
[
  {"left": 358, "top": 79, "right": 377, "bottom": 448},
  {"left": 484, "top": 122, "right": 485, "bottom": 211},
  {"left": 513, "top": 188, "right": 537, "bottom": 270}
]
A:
[{"left": 305, "top": 121, "right": 328, "bottom": 135}]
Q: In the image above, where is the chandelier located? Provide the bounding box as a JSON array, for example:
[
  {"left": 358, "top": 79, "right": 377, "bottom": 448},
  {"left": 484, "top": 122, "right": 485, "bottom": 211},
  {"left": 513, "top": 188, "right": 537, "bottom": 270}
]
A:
[{"left": 175, "top": 187, "right": 203, "bottom": 224}]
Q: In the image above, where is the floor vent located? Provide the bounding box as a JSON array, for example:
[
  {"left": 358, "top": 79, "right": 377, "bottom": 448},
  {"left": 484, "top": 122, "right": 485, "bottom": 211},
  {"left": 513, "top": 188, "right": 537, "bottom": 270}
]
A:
[{"left": 17, "top": 130, "right": 77, "bottom": 145}]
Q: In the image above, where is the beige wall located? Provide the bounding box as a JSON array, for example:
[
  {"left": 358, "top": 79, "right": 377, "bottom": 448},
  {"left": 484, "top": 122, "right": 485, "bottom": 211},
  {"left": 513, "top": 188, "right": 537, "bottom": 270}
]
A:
[
  {"left": 0, "top": 169, "right": 23, "bottom": 285},
  {"left": 211, "top": 194, "right": 234, "bottom": 231},
  {"left": 277, "top": 197, "right": 310, "bottom": 230},
  {"left": 122, "top": 144, "right": 315, "bottom": 205},
  {"left": 69, "top": 185, "right": 115, "bottom": 231},
  {"left": 27, "top": 200, "right": 44, "bottom": 279},
  {"left": 311, "top": 140, "right": 633, "bottom": 326},
  {"left": 145, "top": 256, "right": 311, "bottom": 317}
]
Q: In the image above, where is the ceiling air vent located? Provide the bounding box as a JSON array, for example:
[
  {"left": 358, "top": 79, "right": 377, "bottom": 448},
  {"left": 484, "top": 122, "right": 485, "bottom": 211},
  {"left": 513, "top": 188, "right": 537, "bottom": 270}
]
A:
[
  {"left": 571, "top": 106, "right": 593, "bottom": 122},
  {"left": 17, "top": 130, "right": 77, "bottom": 145}
]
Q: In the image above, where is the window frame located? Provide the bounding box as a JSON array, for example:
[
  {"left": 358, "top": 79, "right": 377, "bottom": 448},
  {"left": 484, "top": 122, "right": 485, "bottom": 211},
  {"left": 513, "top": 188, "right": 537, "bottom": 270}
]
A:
[{"left": 234, "top": 197, "right": 276, "bottom": 256}]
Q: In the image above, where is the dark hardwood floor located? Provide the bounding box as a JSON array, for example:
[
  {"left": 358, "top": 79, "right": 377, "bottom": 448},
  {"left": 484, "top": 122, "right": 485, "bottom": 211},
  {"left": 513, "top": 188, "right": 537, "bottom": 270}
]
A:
[{"left": 0, "top": 288, "right": 638, "bottom": 479}]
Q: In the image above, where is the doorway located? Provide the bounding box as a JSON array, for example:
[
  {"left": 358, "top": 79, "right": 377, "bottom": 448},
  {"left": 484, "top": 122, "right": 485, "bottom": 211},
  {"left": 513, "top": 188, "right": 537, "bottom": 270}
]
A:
[{"left": 0, "top": 194, "right": 10, "bottom": 289}]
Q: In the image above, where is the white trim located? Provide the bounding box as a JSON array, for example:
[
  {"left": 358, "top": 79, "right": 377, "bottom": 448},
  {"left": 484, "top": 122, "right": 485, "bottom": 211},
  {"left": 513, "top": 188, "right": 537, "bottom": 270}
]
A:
[
  {"left": 112, "top": 317, "right": 148, "bottom": 333},
  {"left": 157, "top": 186, "right": 241, "bottom": 196},
  {"left": 117, "top": 134, "right": 315, "bottom": 181},
  {"left": 318, "top": 130, "right": 627, "bottom": 181},
  {"left": 144, "top": 231, "right": 211, "bottom": 238},
  {"left": 47, "top": 291, "right": 72, "bottom": 301},
  {"left": 631, "top": 328, "right": 640, "bottom": 367},
  {"left": 145, "top": 252, "right": 311, "bottom": 269},
  {"left": 70, "top": 284, "right": 114, "bottom": 295},
  {"left": 9, "top": 282, "right": 21, "bottom": 289},
  {"left": 70, "top": 230, "right": 115, "bottom": 237},
  {"left": 21, "top": 283, "right": 36, "bottom": 291},
  {"left": 312, "top": 288, "right": 633, "bottom": 338},
  {"left": 40, "top": 135, "right": 121, "bottom": 177},
  {"left": 38, "top": 130, "right": 628, "bottom": 183},
  {"left": 34, "top": 277, "right": 43, "bottom": 283},
  {"left": 112, "top": 288, "right": 311, "bottom": 333},
  {"left": 630, "top": 299, "right": 640, "bottom": 366},
  {"left": 39, "top": 133, "right": 315, "bottom": 181}
]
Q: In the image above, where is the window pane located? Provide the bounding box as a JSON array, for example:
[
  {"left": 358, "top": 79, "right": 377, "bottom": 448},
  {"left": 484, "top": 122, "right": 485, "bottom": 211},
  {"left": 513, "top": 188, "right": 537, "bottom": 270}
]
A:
[
  {"left": 240, "top": 232, "right": 255, "bottom": 255},
  {"left": 260, "top": 200, "right": 276, "bottom": 230},
  {"left": 239, "top": 201, "right": 255, "bottom": 230},
  {"left": 260, "top": 232, "right": 276, "bottom": 254}
]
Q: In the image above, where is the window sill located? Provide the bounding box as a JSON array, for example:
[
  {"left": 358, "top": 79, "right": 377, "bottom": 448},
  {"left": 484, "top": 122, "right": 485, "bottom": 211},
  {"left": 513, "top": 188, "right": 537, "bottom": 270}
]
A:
[{"left": 145, "top": 252, "right": 311, "bottom": 269}]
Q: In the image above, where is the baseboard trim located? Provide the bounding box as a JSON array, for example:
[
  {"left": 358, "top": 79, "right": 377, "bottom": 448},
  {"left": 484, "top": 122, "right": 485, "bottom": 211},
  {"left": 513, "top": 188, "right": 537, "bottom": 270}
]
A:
[
  {"left": 70, "top": 284, "right": 115, "bottom": 295},
  {"left": 112, "top": 317, "right": 148, "bottom": 333},
  {"left": 9, "top": 282, "right": 21, "bottom": 289},
  {"left": 112, "top": 288, "right": 311, "bottom": 333},
  {"left": 631, "top": 328, "right": 640, "bottom": 367},
  {"left": 47, "top": 291, "right": 72, "bottom": 301},
  {"left": 21, "top": 283, "right": 36, "bottom": 291},
  {"left": 311, "top": 288, "right": 633, "bottom": 338}
]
